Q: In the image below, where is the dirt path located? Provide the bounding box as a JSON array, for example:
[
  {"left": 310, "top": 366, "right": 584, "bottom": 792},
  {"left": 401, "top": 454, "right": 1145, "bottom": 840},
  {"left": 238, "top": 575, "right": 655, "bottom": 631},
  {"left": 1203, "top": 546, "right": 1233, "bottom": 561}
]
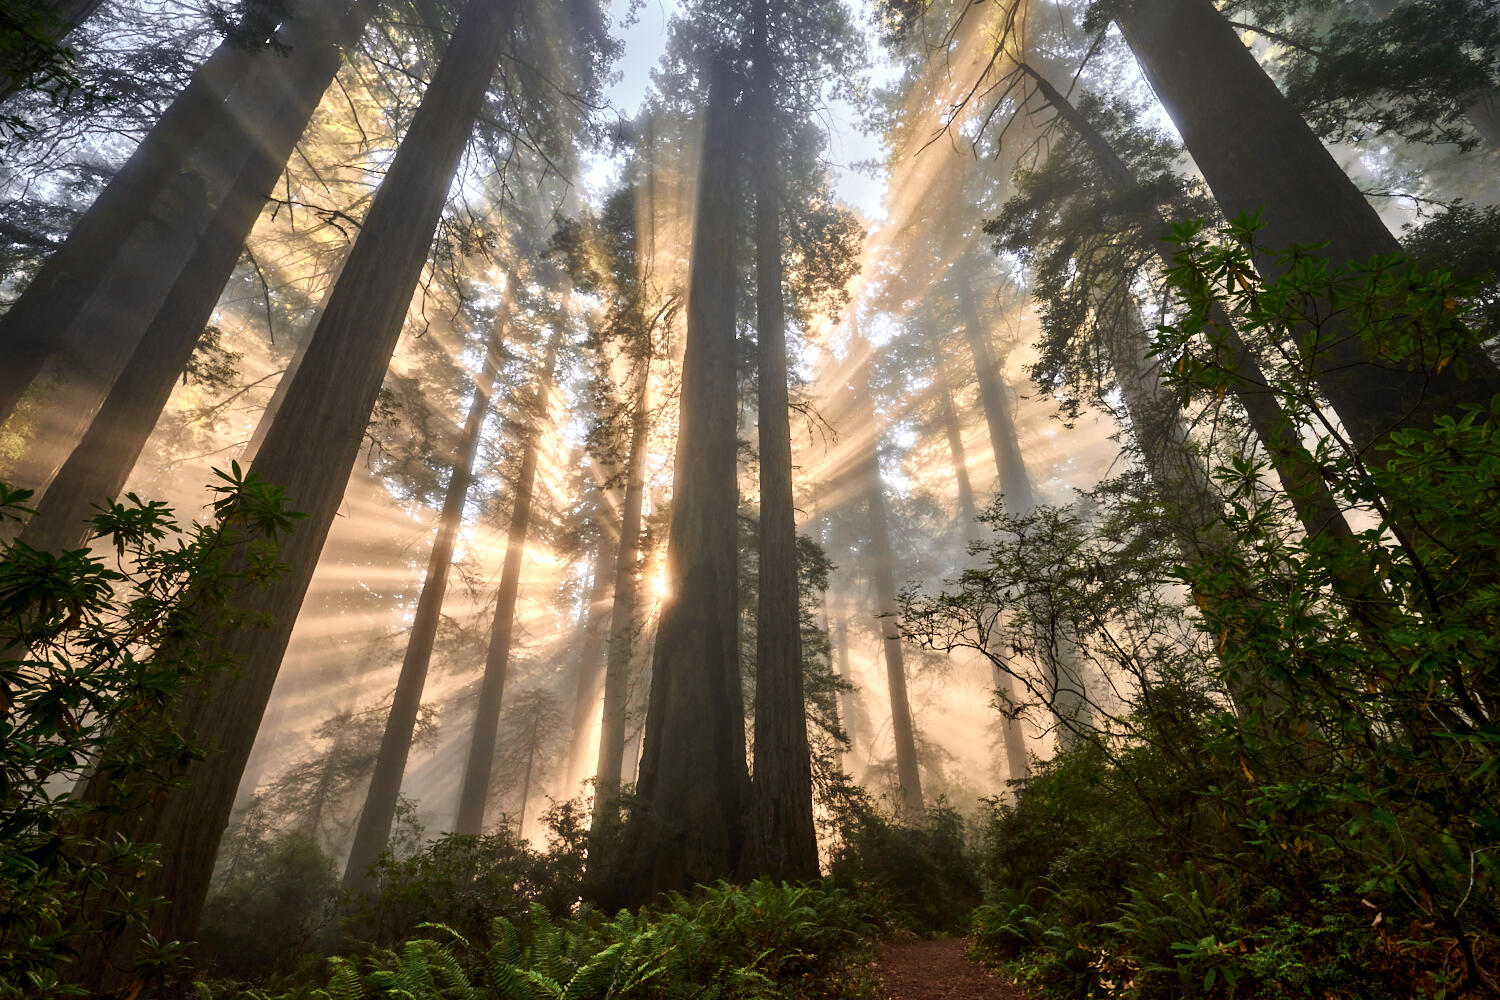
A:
[{"left": 872, "top": 938, "right": 1029, "bottom": 1000}]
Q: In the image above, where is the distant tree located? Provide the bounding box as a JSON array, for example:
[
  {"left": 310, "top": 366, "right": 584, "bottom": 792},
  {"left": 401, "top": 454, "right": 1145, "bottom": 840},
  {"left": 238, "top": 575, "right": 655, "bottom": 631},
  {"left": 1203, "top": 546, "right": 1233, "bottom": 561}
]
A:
[
  {"left": 343, "top": 300, "right": 509, "bottom": 889},
  {"left": 491, "top": 685, "right": 568, "bottom": 837},
  {"left": 454, "top": 315, "right": 567, "bottom": 836}
]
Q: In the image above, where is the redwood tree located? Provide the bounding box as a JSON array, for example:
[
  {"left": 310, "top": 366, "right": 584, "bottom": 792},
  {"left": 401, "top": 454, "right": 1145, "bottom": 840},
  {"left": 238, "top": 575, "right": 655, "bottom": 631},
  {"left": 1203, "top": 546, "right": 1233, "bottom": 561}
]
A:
[
  {"left": 616, "top": 62, "right": 749, "bottom": 900},
  {"left": 454, "top": 320, "right": 565, "bottom": 836},
  {"left": 70, "top": 0, "right": 514, "bottom": 985}
]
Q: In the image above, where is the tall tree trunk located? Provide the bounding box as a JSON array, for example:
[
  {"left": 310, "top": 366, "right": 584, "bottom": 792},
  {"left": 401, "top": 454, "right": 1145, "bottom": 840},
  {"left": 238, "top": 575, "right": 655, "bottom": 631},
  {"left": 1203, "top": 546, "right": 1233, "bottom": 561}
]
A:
[
  {"left": 0, "top": 1, "right": 360, "bottom": 490},
  {"left": 1022, "top": 65, "right": 1354, "bottom": 549},
  {"left": 1111, "top": 0, "right": 1500, "bottom": 453},
  {"left": 743, "top": 22, "right": 818, "bottom": 880},
  {"left": 1021, "top": 66, "right": 1403, "bottom": 630},
  {"left": 453, "top": 322, "right": 564, "bottom": 837},
  {"left": 954, "top": 268, "right": 1088, "bottom": 747},
  {"left": 618, "top": 61, "right": 748, "bottom": 902},
  {"left": 516, "top": 713, "right": 539, "bottom": 837},
  {"left": 18, "top": 0, "right": 374, "bottom": 554},
  {"left": 832, "top": 610, "right": 857, "bottom": 766},
  {"left": 850, "top": 332, "right": 924, "bottom": 815},
  {"left": 343, "top": 303, "right": 508, "bottom": 888},
  {"left": 0, "top": 33, "right": 255, "bottom": 423},
  {"left": 561, "top": 492, "right": 617, "bottom": 800},
  {"left": 70, "top": 1, "right": 510, "bottom": 987},
  {"left": 935, "top": 372, "right": 981, "bottom": 537},
  {"left": 591, "top": 363, "right": 649, "bottom": 829}
]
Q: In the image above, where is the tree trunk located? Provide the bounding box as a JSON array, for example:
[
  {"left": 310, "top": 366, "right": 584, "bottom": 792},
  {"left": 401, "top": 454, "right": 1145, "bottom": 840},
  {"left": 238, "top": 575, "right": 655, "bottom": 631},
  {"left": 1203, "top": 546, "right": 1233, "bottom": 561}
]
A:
[
  {"left": 516, "top": 713, "right": 539, "bottom": 837},
  {"left": 18, "top": 0, "right": 374, "bottom": 554},
  {"left": 832, "top": 610, "right": 857, "bottom": 767},
  {"left": 343, "top": 303, "right": 508, "bottom": 888},
  {"left": 617, "top": 61, "right": 748, "bottom": 902},
  {"left": 561, "top": 493, "right": 617, "bottom": 800},
  {"left": 70, "top": 0, "right": 510, "bottom": 987},
  {"left": 0, "top": 1, "right": 359, "bottom": 491},
  {"left": 1023, "top": 65, "right": 1355, "bottom": 547},
  {"left": 850, "top": 329, "right": 924, "bottom": 815},
  {"left": 954, "top": 268, "right": 1088, "bottom": 746},
  {"left": 935, "top": 373, "right": 981, "bottom": 537},
  {"left": 743, "top": 29, "right": 819, "bottom": 881},
  {"left": 453, "top": 322, "right": 564, "bottom": 837},
  {"left": 1112, "top": 0, "right": 1500, "bottom": 453},
  {"left": 591, "top": 362, "right": 649, "bottom": 829}
]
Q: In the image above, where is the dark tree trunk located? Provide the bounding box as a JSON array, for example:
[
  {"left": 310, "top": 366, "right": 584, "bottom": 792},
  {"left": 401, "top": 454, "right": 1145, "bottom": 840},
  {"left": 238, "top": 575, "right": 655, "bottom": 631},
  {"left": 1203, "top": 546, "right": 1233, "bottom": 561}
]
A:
[
  {"left": 0, "top": 1, "right": 360, "bottom": 491},
  {"left": 850, "top": 333, "right": 923, "bottom": 815},
  {"left": 18, "top": 1, "right": 374, "bottom": 554},
  {"left": 618, "top": 62, "right": 749, "bottom": 902},
  {"left": 342, "top": 305, "right": 507, "bottom": 888},
  {"left": 743, "top": 27, "right": 819, "bottom": 880},
  {"left": 70, "top": 1, "right": 510, "bottom": 988},
  {"left": 453, "top": 323, "right": 564, "bottom": 837},
  {"left": 1111, "top": 0, "right": 1500, "bottom": 453},
  {"left": 591, "top": 363, "right": 650, "bottom": 829}
]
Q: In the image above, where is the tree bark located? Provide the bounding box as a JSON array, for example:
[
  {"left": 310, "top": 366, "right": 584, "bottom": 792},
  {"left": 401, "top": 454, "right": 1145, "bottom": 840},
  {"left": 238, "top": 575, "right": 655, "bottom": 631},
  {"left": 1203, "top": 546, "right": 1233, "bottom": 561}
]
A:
[
  {"left": 1111, "top": 0, "right": 1500, "bottom": 454},
  {"left": 591, "top": 362, "right": 650, "bottom": 829},
  {"left": 743, "top": 24, "right": 819, "bottom": 880},
  {"left": 18, "top": 0, "right": 374, "bottom": 554},
  {"left": 849, "top": 327, "right": 924, "bottom": 815},
  {"left": 0, "top": 1, "right": 358, "bottom": 491},
  {"left": 70, "top": 1, "right": 510, "bottom": 987},
  {"left": 617, "top": 61, "right": 749, "bottom": 902},
  {"left": 453, "top": 321, "right": 564, "bottom": 837},
  {"left": 342, "top": 302, "right": 508, "bottom": 888}
]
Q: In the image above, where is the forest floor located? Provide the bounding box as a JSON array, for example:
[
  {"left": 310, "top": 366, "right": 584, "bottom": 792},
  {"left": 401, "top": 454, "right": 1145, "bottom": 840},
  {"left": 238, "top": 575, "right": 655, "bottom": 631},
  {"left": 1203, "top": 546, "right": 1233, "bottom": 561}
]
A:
[{"left": 872, "top": 938, "right": 1028, "bottom": 1000}]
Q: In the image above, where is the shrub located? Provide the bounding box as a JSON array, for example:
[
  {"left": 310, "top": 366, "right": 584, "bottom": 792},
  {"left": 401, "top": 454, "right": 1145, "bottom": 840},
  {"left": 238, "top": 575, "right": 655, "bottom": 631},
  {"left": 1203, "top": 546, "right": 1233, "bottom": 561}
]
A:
[
  {"left": 0, "top": 468, "right": 298, "bottom": 998},
  {"left": 825, "top": 787, "right": 982, "bottom": 933},
  {"left": 197, "top": 831, "right": 342, "bottom": 981}
]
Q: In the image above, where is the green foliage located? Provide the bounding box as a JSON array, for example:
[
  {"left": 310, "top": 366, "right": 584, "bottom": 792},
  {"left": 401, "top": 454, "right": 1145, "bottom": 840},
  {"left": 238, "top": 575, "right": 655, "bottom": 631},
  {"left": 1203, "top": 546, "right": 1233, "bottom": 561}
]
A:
[
  {"left": 0, "top": 0, "right": 86, "bottom": 141},
  {"left": 1235, "top": 0, "right": 1500, "bottom": 150},
  {"left": 198, "top": 831, "right": 343, "bottom": 981},
  {"left": 0, "top": 466, "right": 299, "bottom": 997},
  {"left": 248, "top": 881, "right": 874, "bottom": 1000},
  {"left": 347, "top": 803, "right": 591, "bottom": 949},
  {"left": 928, "top": 218, "right": 1500, "bottom": 996},
  {"left": 824, "top": 790, "right": 982, "bottom": 933}
]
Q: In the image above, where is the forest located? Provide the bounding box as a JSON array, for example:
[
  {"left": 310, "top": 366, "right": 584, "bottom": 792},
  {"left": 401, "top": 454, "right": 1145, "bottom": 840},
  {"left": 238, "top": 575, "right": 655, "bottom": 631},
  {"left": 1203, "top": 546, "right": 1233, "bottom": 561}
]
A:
[{"left": 0, "top": 0, "right": 1497, "bottom": 996}]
